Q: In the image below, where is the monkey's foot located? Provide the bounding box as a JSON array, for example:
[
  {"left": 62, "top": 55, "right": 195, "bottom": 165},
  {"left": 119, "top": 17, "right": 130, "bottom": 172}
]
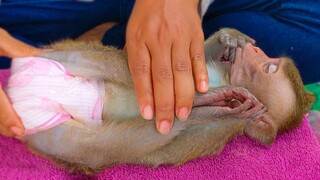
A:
[
  {"left": 217, "top": 28, "right": 256, "bottom": 63},
  {"left": 244, "top": 115, "right": 277, "bottom": 145},
  {"left": 193, "top": 86, "right": 267, "bottom": 120}
]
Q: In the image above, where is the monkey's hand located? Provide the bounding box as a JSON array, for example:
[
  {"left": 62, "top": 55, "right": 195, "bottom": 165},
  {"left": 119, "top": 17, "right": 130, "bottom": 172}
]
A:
[
  {"left": 217, "top": 28, "right": 256, "bottom": 63},
  {"left": 192, "top": 86, "right": 267, "bottom": 120}
]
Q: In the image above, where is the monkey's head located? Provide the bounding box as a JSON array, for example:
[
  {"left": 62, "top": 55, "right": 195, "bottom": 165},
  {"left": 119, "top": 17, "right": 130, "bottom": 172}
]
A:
[{"left": 229, "top": 43, "right": 315, "bottom": 144}]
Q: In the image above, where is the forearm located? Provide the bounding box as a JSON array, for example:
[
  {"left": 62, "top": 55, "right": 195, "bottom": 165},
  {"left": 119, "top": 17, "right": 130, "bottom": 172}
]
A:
[{"left": 0, "top": 28, "right": 39, "bottom": 58}]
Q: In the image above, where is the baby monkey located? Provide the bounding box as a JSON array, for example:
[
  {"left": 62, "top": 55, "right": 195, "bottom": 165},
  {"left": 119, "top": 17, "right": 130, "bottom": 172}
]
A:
[{"left": 3, "top": 28, "right": 314, "bottom": 173}]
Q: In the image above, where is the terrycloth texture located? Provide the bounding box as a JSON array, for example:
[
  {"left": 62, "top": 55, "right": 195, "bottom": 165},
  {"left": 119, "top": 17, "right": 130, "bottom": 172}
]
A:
[
  {"left": 309, "top": 110, "right": 320, "bottom": 142},
  {"left": 6, "top": 58, "right": 104, "bottom": 134},
  {"left": 1, "top": 69, "right": 320, "bottom": 179}
]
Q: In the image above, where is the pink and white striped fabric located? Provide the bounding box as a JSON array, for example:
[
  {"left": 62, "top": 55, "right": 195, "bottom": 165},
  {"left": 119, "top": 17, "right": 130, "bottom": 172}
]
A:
[{"left": 6, "top": 57, "right": 105, "bottom": 135}]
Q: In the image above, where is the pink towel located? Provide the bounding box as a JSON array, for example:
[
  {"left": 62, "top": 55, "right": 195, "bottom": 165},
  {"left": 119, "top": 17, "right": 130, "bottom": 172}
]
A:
[{"left": 1, "top": 69, "right": 320, "bottom": 179}]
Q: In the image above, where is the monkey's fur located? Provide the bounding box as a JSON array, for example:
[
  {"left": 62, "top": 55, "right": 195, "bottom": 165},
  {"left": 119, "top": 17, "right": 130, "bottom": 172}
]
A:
[{"left": 20, "top": 29, "right": 314, "bottom": 174}]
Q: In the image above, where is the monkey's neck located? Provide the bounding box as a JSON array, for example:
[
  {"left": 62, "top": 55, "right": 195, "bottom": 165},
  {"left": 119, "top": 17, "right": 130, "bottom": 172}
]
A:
[{"left": 206, "top": 63, "right": 229, "bottom": 87}]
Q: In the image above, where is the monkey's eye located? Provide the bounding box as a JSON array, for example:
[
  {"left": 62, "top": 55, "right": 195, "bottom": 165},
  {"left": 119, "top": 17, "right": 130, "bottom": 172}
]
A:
[{"left": 267, "top": 64, "right": 278, "bottom": 73}]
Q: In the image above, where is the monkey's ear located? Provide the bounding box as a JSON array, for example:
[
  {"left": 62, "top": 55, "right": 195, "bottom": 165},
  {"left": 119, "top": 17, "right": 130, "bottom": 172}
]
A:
[
  {"left": 305, "top": 92, "right": 316, "bottom": 110},
  {"left": 244, "top": 115, "right": 277, "bottom": 145}
]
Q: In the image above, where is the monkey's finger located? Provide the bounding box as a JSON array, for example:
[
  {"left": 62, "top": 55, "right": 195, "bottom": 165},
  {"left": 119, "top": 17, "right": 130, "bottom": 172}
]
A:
[
  {"left": 190, "top": 34, "right": 208, "bottom": 94},
  {"left": 172, "top": 38, "right": 194, "bottom": 121},
  {"left": 248, "top": 105, "right": 268, "bottom": 120},
  {"left": 228, "top": 99, "right": 253, "bottom": 114},
  {"left": 127, "top": 41, "right": 154, "bottom": 121},
  {"left": 239, "top": 101, "right": 266, "bottom": 119},
  {"left": 232, "top": 89, "right": 256, "bottom": 103},
  {"left": 149, "top": 42, "right": 175, "bottom": 135}
]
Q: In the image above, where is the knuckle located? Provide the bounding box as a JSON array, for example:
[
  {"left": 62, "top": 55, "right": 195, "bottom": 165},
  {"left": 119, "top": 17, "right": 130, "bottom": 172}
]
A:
[
  {"left": 192, "top": 54, "right": 205, "bottom": 64},
  {"left": 158, "top": 103, "right": 174, "bottom": 113},
  {"left": 171, "top": 24, "right": 184, "bottom": 36},
  {"left": 149, "top": 22, "right": 169, "bottom": 43},
  {"left": 130, "top": 62, "right": 150, "bottom": 75},
  {"left": 157, "top": 67, "right": 173, "bottom": 80},
  {"left": 174, "top": 60, "right": 191, "bottom": 73},
  {"left": 142, "top": 89, "right": 153, "bottom": 97},
  {"left": 196, "top": 32, "right": 205, "bottom": 40}
]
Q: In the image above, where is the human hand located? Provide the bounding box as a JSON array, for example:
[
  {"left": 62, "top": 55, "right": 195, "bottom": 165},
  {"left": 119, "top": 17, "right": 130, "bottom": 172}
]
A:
[
  {"left": 126, "top": 0, "right": 209, "bottom": 135},
  {"left": 0, "top": 85, "right": 24, "bottom": 137},
  {"left": 0, "top": 28, "right": 39, "bottom": 58}
]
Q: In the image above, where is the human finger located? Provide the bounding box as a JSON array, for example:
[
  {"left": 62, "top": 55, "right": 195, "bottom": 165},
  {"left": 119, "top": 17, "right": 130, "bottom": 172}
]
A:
[
  {"left": 127, "top": 40, "right": 154, "bottom": 120},
  {"left": 171, "top": 38, "right": 194, "bottom": 121},
  {"left": 190, "top": 33, "right": 209, "bottom": 93},
  {"left": 150, "top": 44, "right": 175, "bottom": 135}
]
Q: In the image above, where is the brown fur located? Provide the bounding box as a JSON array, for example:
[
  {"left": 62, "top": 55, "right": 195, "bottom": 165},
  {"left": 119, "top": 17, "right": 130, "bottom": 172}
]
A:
[
  {"left": 279, "top": 58, "right": 315, "bottom": 132},
  {"left": 7, "top": 28, "right": 313, "bottom": 173}
]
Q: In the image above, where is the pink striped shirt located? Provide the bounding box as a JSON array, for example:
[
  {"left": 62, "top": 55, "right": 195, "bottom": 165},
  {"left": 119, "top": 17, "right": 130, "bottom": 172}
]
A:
[{"left": 6, "top": 57, "right": 105, "bottom": 134}]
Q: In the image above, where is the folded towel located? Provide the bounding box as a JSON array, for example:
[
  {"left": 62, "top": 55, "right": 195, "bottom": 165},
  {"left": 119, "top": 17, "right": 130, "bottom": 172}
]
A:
[{"left": 1, "top": 69, "right": 319, "bottom": 179}]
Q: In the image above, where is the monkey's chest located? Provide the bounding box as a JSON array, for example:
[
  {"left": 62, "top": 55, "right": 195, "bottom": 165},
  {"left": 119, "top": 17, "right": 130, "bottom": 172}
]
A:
[{"left": 207, "top": 65, "right": 228, "bottom": 87}]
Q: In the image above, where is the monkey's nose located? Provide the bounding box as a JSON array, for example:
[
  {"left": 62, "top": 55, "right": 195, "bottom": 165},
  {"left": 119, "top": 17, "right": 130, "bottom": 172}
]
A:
[
  {"left": 245, "top": 43, "right": 258, "bottom": 53},
  {"left": 242, "top": 43, "right": 266, "bottom": 60}
]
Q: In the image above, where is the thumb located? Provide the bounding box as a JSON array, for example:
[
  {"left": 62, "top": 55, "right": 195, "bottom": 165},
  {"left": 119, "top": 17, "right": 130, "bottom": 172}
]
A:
[{"left": 0, "top": 86, "right": 25, "bottom": 137}]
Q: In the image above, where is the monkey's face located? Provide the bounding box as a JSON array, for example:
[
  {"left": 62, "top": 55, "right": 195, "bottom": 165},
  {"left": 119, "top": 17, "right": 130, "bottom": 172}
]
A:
[{"left": 230, "top": 43, "right": 295, "bottom": 120}]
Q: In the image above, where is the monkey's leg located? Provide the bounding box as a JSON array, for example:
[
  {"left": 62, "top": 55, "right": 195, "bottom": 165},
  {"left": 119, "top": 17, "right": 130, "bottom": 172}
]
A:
[
  {"left": 193, "top": 86, "right": 276, "bottom": 145},
  {"left": 133, "top": 118, "right": 245, "bottom": 166},
  {"left": 133, "top": 86, "right": 267, "bottom": 166}
]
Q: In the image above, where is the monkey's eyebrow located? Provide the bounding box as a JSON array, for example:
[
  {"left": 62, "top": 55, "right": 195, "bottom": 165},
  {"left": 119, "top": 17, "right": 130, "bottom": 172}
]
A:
[{"left": 277, "top": 58, "right": 289, "bottom": 74}]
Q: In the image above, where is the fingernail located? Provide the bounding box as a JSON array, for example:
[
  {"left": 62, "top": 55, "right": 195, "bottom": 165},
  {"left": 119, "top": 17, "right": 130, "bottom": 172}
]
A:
[
  {"left": 142, "top": 105, "right": 153, "bottom": 120},
  {"left": 199, "top": 80, "right": 208, "bottom": 93},
  {"left": 158, "top": 120, "right": 171, "bottom": 135},
  {"left": 178, "top": 107, "right": 190, "bottom": 121},
  {"left": 10, "top": 126, "right": 24, "bottom": 136}
]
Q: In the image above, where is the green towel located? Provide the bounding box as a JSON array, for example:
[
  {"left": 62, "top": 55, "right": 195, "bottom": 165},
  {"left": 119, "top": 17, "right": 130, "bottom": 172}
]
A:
[{"left": 305, "top": 83, "right": 320, "bottom": 111}]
